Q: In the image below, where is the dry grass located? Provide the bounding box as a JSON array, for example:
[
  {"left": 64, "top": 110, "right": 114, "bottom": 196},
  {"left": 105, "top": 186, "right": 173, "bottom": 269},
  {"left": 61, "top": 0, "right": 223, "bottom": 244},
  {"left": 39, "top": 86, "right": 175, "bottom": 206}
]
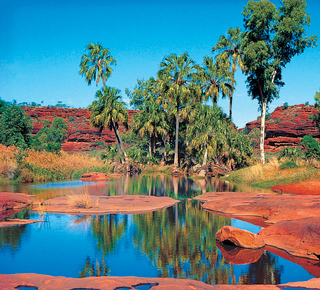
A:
[
  {"left": 67, "top": 188, "right": 97, "bottom": 209},
  {"left": 0, "top": 145, "right": 18, "bottom": 179},
  {"left": 0, "top": 144, "right": 110, "bottom": 183}
]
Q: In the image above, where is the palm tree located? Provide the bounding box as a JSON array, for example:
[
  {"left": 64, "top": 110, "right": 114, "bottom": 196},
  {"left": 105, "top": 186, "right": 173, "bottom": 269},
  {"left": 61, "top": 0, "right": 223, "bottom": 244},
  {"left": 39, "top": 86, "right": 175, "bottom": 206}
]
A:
[
  {"left": 186, "top": 104, "right": 225, "bottom": 166},
  {"left": 79, "top": 43, "right": 116, "bottom": 88},
  {"left": 212, "top": 27, "right": 244, "bottom": 120},
  {"left": 196, "top": 55, "right": 233, "bottom": 107},
  {"left": 157, "top": 52, "right": 198, "bottom": 168},
  {"left": 132, "top": 97, "right": 169, "bottom": 158},
  {"left": 89, "top": 86, "right": 128, "bottom": 163}
]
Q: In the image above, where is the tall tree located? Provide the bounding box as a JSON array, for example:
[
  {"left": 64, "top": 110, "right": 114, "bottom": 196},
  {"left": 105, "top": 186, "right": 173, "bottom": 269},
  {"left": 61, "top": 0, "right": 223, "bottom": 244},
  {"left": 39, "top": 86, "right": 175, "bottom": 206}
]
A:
[
  {"left": 157, "top": 53, "right": 198, "bottom": 168},
  {"left": 127, "top": 78, "right": 170, "bottom": 163},
  {"left": 89, "top": 86, "right": 128, "bottom": 163},
  {"left": 186, "top": 104, "right": 225, "bottom": 166},
  {"left": 241, "top": 0, "right": 316, "bottom": 164},
  {"left": 79, "top": 43, "right": 116, "bottom": 88},
  {"left": 196, "top": 55, "right": 233, "bottom": 107},
  {"left": 213, "top": 26, "right": 244, "bottom": 120}
]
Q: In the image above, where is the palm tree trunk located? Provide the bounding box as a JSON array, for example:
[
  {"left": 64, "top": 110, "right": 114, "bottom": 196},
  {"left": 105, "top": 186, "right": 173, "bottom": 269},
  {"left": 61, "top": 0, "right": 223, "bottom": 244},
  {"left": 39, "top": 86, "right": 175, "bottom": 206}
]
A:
[
  {"left": 112, "top": 118, "right": 127, "bottom": 163},
  {"left": 229, "top": 91, "right": 233, "bottom": 121},
  {"left": 174, "top": 104, "right": 179, "bottom": 167},
  {"left": 203, "top": 146, "right": 208, "bottom": 166}
]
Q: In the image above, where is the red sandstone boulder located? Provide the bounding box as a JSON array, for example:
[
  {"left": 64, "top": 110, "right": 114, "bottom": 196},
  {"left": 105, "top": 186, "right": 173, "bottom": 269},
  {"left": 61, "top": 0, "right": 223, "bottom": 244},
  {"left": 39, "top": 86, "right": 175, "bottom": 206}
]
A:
[
  {"left": 216, "top": 226, "right": 265, "bottom": 249},
  {"left": 259, "top": 217, "right": 320, "bottom": 260},
  {"left": 79, "top": 172, "right": 109, "bottom": 181}
]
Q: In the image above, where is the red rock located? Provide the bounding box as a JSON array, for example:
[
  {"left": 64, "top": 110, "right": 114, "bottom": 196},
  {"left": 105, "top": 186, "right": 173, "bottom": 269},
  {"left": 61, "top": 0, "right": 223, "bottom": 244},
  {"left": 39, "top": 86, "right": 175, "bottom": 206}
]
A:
[
  {"left": 245, "top": 104, "right": 320, "bottom": 152},
  {"left": 195, "top": 191, "right": 320, "bottom": 226},
  {"left": 33, "top": 195, "right": 179, "bottom": 215},
  {"left": 22, "top": 106, "right": 138, "bottom": 153},
  {"left": 79, "top": 172, "right": 109, "bottom": 181},
  {"left": 216, "top": 226, "right": 265, "bottom": 249},
  {"left": 259, "top": 217, "right": 320, "bottom": 260},
  {"left": 0, "top": 192, "right": 35, "bottom": 220},
  {"left": 2, "top": 273, "right": 318, "bottom": 290}
]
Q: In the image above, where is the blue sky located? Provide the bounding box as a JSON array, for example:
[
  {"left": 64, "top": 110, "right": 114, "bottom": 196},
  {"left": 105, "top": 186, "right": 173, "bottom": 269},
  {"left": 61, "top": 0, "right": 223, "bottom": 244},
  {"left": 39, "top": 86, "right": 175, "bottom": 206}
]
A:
[{"left": 1, "top": 0, "right": 319, "bottom": 128}]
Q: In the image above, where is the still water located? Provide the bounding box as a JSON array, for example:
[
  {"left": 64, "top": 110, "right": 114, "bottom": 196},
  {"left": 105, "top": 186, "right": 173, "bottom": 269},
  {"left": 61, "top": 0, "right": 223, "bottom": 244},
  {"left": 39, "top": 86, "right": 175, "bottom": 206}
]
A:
[{"left": 0, "top": 175, "right": 316, "bottom": 285}]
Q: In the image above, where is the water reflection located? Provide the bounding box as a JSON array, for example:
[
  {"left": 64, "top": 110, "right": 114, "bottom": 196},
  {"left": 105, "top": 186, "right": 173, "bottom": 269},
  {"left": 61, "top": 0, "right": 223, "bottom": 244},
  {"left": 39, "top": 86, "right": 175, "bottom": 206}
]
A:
[
  {"left": 133, "top": 200, "right": 231, "bottom": 284},
  {"left": 0, "top": 175, "right": 315, "bottom": 284}
]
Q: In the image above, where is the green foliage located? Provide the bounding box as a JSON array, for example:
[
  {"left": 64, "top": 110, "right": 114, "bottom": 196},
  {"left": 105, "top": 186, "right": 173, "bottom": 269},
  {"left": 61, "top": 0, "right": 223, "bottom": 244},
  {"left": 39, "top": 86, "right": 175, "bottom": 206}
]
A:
[
  {"left": 283, "top": 102, "right": 288, "bottom": 109},
  {"left": 89, "top": 86, "right": 128, "bottom": 163},
  {"left": 278, "top": 147, "right": 303, "bottom": 161},
  {"left": 0, "top": 103, "right": 32, "bottom": 149},
  {"left": 31, "top": 117, "right": 67, "bottom": 153},
  {"left": 241, "top": 0, "right": 316, "bottom": 163},
  {"left": 279, "top": 161, "right": 298, "bottom": 170},
  {"left": 246, "top": 128, "right": 260, "bottom": 148},
  {"left": 79, "top": 43, "right": 116, "bottom": 87},
  {"left": 301, "top": 135, "right": 320, "bottom": 159}
]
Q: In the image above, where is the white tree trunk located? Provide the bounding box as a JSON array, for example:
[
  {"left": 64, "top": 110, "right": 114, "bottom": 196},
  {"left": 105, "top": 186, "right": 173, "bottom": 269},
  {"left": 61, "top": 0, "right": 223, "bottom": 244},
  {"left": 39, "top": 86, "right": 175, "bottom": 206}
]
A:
[{"left": 260, "top": 101, "right": 267, "bottom": 164}]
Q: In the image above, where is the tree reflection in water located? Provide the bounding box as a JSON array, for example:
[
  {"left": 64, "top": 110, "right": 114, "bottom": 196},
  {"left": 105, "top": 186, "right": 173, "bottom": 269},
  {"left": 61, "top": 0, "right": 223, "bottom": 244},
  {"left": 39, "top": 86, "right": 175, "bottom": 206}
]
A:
[{"left": 132, "top": 200, "right": 233, "bottom": 284}]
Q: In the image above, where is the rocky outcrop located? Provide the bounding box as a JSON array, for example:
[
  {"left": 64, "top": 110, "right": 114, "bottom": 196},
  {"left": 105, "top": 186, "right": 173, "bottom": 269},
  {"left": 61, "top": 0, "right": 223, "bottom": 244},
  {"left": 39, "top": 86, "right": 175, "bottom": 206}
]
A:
[
  {"left": 216, "top": 226, "right": 265, "bottom": 249},
  {"left": 245, "top": 104, "right": 320, "bottom": 152},
  {"left": 22, "top": 106, "right": 137, "bottom": 153}
]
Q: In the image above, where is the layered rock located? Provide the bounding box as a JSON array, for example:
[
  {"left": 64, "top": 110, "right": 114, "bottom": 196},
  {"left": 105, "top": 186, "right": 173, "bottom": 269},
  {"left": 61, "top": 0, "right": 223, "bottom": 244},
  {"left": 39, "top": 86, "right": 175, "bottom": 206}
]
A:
[
  {"left": 22, "top": 106, "right": 137, "bottom": 153},
  {"left": 245, "top": 104, "right": 320, "bottom": 152}
]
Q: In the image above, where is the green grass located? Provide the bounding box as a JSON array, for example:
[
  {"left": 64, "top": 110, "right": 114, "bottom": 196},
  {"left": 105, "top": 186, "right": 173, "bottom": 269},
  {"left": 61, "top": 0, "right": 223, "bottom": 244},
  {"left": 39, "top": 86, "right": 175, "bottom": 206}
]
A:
[{"left": 223, "top": 161, "right": 320, "bottom": 189}]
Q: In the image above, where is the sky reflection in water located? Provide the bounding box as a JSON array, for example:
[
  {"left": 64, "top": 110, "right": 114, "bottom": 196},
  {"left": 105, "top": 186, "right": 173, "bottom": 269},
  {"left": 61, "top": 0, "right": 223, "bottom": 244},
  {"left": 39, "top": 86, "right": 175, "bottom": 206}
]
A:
[{"left": 0, "top": 176, "right": 316, "bottom": 285}]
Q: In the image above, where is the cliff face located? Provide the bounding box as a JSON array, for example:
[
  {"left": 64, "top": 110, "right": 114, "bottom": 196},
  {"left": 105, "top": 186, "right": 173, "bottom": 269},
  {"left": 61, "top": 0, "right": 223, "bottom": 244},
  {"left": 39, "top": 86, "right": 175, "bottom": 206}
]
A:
[
  {"left": 22, "top": 106, "right": 137, "bottom": 153},
  {"left": 245, "top": 104, "right": 320, "bottom": 152}
]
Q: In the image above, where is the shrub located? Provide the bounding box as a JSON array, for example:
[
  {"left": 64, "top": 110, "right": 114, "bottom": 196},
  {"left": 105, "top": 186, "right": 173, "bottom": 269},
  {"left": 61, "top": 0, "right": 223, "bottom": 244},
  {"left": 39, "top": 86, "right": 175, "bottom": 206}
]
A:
[
  {"left": 283, "top": 102, "right": 288, "bottom": 109},
  {"left": 279, "top": 161, "right": 298, "bottom": 170},
  {"left": 301, "top": 135, "right": 320, "bottom": 159},
  {"left": 278, "top": 147, "right": 303, "bottom": 161}
]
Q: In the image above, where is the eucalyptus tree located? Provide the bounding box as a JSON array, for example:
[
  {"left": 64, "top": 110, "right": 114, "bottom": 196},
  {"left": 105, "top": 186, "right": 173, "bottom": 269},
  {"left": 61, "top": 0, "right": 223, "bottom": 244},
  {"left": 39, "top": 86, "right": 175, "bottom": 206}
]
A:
[
  {"left": 213, "top": 26, "right": 244, "bottom": 120},
  {"left": 157, "top": 52, "right": 199, "bottom": 168},
  {"left": 89, "top": 86, "right": 128, "bottom": 163},
  {"left": 79, "top": 43, "right": 116, "bottom": 88},
  {"left": 195, "top": 55, "right": 233, "bottom": 107},
  {"left": 241, "top": 0, "right": 316, "bottom": 164}
]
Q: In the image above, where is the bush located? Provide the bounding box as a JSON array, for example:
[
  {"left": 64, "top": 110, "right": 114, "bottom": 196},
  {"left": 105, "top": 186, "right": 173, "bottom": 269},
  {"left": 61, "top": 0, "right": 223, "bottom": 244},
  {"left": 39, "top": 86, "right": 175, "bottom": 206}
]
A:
[
  {"left": 278, "top": 147, "right": 303, "bottom": 161},
  {"left": 301, "top": 135, "right": 320, "bottom": 159},
  {"left": 0, "top": 104, "right": 32, "bottom": 148},
  {"left": 279, "top": 161, "right": 298, "bottom": 170}
]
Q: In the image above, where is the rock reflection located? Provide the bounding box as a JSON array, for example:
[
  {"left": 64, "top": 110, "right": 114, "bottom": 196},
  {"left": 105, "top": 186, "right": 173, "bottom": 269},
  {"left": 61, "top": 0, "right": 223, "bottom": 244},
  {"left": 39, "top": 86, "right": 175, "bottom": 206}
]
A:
[{"left": 216, "top": 242, "right": 264, "bottom": 265}]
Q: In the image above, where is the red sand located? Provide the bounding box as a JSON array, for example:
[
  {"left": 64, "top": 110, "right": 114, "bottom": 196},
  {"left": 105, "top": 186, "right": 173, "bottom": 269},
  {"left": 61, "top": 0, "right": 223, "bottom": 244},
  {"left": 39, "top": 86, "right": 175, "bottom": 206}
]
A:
[{"left": 272, "top": 180, "right": 320, "bottom": 195}]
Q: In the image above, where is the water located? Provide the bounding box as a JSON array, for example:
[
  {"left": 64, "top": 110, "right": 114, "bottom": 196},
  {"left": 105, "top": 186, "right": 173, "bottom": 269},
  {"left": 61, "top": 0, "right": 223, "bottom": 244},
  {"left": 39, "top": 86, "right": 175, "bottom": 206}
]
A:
[{"left": 0, "top": 175, "right": 316, "bottom": 285}]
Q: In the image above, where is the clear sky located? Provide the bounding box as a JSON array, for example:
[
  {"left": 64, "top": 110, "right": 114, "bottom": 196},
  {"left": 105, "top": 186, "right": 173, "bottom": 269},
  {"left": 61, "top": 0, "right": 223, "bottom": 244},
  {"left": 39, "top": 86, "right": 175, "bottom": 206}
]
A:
[{"left": 1, "top": 0, "right": 320, "bottom": 128}]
